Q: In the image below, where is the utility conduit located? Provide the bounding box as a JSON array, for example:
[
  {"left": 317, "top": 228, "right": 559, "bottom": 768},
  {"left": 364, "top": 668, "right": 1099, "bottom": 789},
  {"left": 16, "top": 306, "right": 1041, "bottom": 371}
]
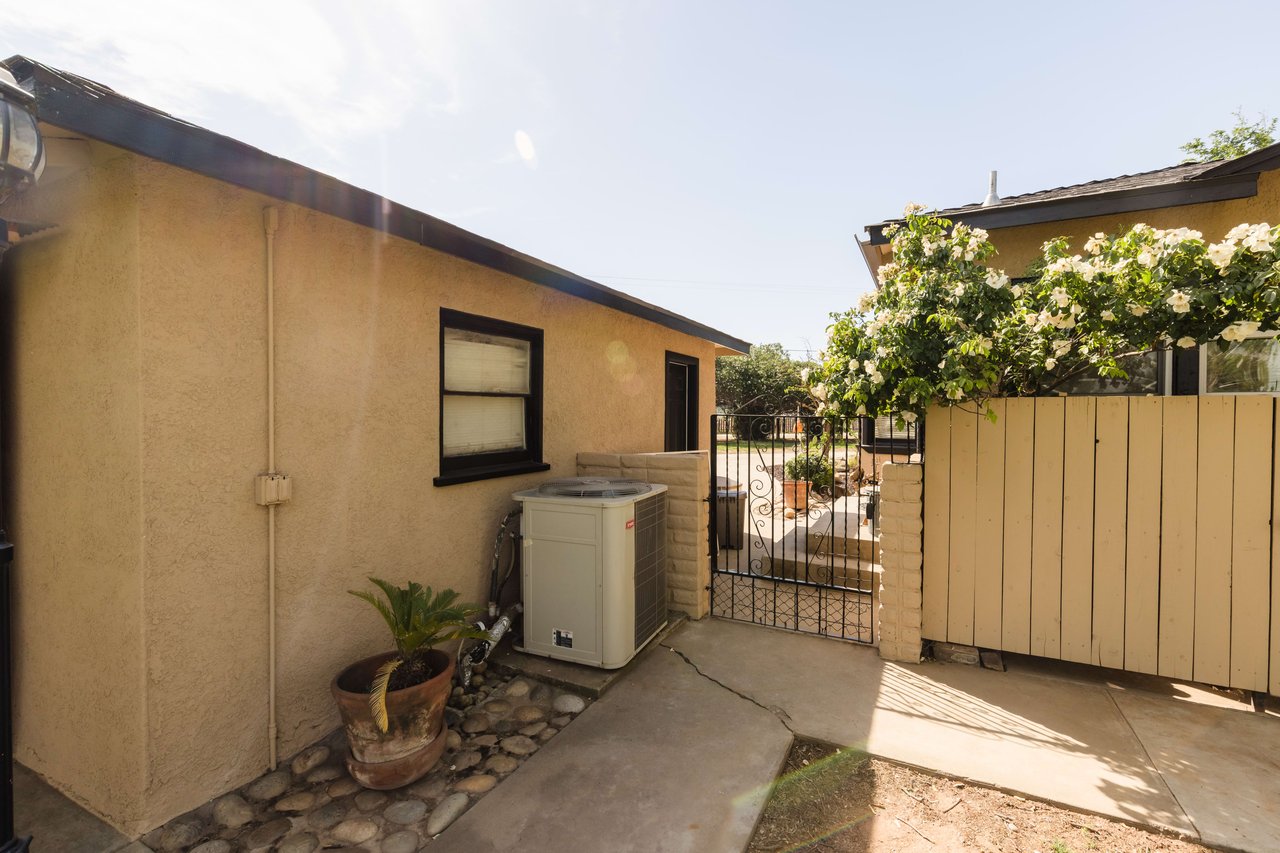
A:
[{"left": 263, "top": 206, "right": 280, "bottom": 770}]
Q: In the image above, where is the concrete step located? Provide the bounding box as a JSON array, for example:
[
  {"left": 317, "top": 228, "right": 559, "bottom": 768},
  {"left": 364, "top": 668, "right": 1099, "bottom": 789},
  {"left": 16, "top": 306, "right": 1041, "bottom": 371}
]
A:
[
  {"left": 757, "top": 526, "right": 880, "bottom": 592},
  {"left": 807, "top": 509, "right": 879, "bottom": 562}
]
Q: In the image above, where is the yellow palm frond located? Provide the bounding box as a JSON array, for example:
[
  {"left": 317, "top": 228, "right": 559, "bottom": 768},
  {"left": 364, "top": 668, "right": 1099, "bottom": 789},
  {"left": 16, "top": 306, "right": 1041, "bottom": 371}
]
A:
[{"left": 369, "top": 657, "right": 403, "bottom": 733}]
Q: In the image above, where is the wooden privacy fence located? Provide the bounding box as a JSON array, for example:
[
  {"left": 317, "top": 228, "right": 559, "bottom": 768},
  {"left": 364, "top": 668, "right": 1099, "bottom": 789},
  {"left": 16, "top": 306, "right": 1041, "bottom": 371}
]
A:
[{"left": 923, "top": 396, "right": 1280, "bottom": 695}]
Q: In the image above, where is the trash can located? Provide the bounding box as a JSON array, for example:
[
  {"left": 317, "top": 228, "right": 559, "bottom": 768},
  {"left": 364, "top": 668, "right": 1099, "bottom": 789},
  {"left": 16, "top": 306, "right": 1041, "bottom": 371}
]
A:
[{"left": 716, "top": 487, "right": 748, "bottom": 550}]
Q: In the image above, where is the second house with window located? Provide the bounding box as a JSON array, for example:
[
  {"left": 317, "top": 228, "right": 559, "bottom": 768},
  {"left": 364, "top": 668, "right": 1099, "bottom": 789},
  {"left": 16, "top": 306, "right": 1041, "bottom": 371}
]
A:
[
  {"left": 1, "top": 57, "right": 748, "bottom": 836},
  {"left": 862, "top": 142, "right": 1280, "bottom": 396}
]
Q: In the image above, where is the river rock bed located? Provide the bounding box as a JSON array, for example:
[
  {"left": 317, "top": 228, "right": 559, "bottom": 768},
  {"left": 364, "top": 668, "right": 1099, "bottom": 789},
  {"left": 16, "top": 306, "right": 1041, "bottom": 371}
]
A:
[{"left": 141, "top": 667, "right": 589, "bottom": 851}]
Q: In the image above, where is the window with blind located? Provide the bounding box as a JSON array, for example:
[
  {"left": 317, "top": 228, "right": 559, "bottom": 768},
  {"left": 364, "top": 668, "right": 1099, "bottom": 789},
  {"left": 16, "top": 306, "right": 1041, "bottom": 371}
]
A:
[{"left": 434, "top": 309, "right": 548, "bottom": 486}]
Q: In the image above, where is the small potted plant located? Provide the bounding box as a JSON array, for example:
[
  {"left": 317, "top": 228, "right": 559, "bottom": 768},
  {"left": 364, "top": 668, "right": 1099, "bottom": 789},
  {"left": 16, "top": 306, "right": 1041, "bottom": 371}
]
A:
[
  {"left": 781, "top": 453, "right": 834, "bottom": 512},
  {"left": 332, "top": 579, "right": 485, "bottom": 789}
]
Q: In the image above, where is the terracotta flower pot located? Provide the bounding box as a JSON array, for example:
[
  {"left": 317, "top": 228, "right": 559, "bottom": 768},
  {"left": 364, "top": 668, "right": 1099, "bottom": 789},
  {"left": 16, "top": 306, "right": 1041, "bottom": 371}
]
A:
[
  {"left": 781, "top": 480, "right": 811, "bottom": 512},
  {"left": 331, "top": 648, "right": 454, "bottom": 790}
]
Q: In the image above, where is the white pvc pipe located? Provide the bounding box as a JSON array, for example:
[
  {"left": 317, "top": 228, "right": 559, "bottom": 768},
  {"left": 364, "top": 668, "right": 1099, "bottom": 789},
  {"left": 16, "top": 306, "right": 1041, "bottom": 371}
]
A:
[{"left": 263, "top": 206, "right": 280, "bottom": 770}]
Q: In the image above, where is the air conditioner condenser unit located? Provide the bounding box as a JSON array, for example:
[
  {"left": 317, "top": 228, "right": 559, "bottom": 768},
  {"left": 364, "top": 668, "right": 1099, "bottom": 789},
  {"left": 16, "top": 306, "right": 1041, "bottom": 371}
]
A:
[{"left": 512, "top": 478, "right": 668, "bottom": 669}]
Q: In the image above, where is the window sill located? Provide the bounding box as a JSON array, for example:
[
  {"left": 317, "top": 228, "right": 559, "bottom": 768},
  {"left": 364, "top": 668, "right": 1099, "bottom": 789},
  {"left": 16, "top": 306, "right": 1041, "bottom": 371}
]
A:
[{"left": 433, "top": 460, "right": 550, "bottom": 487}]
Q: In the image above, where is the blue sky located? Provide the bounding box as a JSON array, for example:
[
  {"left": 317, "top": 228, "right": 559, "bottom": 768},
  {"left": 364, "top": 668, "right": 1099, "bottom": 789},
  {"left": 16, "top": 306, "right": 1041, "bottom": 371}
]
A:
[{"left": 6, "top": 1, "right": 1277, "bottom": 356}]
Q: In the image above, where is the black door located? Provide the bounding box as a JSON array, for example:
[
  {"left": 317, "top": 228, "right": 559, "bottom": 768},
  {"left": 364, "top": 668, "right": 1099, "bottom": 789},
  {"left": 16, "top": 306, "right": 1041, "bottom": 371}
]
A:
[{"left": 664, "top": 352, "right": 698, "bottom": 451}]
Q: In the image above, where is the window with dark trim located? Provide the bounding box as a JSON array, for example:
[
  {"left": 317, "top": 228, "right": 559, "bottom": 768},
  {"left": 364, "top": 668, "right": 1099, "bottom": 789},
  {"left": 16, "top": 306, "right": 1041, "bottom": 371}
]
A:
[{"left": 433, "top": 309, "right": 549, "bottom": 486}]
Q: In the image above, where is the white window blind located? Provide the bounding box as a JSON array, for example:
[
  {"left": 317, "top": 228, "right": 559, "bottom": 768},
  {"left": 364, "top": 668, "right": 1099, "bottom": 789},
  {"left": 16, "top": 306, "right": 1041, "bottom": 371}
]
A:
[
  {"left": 443, "top": 396, "right": 526, "bottom": 456},
  {"left": 444, "top": 328, "right": 530, "bottom": 394}
]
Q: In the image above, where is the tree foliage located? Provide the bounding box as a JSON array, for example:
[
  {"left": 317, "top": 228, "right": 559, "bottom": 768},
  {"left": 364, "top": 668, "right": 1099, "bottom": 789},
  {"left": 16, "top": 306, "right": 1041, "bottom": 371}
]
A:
[
  {"left": 716, "top": 343, "right": 815, "bottom": 413},
  {"left": 810, "top": 207, "right": 1280, "bottom": 425},
  {"left": 1181, "top": 109, "right": 1277, "bottom": 163}
]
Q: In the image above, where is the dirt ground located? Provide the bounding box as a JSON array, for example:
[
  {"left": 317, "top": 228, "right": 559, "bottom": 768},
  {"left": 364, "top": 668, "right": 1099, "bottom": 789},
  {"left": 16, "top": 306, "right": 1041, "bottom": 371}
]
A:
[{"left": 749, "top": 740, "right": 1210, "bottom": 853}]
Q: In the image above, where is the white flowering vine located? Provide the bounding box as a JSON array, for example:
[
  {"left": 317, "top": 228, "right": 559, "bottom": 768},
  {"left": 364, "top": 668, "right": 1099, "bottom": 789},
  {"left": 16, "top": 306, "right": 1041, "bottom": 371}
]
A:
[{"left": 811, "top": 208, "right": 1280, "bottom": 424}]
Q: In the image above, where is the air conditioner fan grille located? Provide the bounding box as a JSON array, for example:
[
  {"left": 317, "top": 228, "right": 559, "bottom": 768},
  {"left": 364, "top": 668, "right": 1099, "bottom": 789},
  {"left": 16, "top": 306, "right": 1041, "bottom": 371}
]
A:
[{"left": 535, "top": 477, "right": 650, "bottom": 498}]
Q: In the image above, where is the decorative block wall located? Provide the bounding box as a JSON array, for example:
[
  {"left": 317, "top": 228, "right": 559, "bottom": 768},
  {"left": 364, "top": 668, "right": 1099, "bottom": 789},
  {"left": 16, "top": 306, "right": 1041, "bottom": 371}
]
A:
[
  {"left": 878, "top": 462, "right": 925, "bottom": 663},
  {"left": 577, "top": 451, "right": 711, "bottom": 619}
]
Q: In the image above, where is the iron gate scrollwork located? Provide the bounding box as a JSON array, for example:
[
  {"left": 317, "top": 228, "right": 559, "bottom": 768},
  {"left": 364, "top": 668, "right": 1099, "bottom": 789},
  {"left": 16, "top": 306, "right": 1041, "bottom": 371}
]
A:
[{"left": 709, "top": 413, "right": 920, "bottom": 643}]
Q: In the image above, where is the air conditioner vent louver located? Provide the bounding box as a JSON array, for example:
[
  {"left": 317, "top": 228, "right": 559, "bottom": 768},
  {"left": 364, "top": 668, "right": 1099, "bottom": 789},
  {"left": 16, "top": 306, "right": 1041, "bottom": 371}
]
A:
[{"left": 535, "top": 477, "right": 650, "bottom": 498}]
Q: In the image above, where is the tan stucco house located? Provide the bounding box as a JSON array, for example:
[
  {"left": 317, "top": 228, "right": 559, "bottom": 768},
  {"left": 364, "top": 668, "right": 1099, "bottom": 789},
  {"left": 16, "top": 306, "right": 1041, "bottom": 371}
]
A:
[
  {"left": 0, "top": 56, "right": 748, "bottom": 835},
  {"left": 861, "top": 142, "right": 1280, "bottom": 395}
]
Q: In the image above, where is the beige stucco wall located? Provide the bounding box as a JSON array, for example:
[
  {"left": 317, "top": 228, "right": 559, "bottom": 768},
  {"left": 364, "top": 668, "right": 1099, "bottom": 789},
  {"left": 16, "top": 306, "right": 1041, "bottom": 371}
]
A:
[
  {"left": 981, "top": 170, "right": 1280, "bottom": 275},
  {"left": 4, "top": 141, "right": 723, "bottom": 833},
  {"left": 3, "top": 147, "right": 150, "bottom": 829}
]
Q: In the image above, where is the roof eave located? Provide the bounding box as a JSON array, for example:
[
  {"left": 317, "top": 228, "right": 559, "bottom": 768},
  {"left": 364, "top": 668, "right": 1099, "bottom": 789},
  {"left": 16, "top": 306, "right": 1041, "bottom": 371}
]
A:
[
  {"left": 1197, "top": 141, "right": 1280, "bottom": 178},
  {"left": 865, "top": 171, "right": 1259, "bottom": 245},
  {"left": 6, "top": 55, "right": 751, "bottom": 354}
]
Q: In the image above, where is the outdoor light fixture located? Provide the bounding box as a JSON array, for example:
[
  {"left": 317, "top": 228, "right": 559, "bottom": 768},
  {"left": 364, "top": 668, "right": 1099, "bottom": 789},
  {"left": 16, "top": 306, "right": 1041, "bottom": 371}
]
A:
[
  {"left": 0, "top": 67, "right": 44, "bottom": 210},
  {"left": 0, "top": 61, "right": 40, "bottom": 853}
]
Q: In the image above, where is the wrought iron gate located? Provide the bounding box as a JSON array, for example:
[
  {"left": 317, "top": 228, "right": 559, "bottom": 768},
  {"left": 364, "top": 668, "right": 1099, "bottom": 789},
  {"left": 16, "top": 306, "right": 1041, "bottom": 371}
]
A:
[{"left": 709, "top": 413, "right": 918, "bottom": 643}]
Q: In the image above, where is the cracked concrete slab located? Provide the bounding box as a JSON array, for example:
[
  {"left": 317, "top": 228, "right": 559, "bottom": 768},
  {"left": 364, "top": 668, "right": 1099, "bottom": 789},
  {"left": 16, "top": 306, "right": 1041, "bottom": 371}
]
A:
[
  {"left": 437, "top": 640, "right": 792, "bottom": 852},
  {"left": 1111, "top": 689, "right": 1280, "bottom": 852},
  {"left": 665, "top": 619, "right": 1198, "bottom": 839}
]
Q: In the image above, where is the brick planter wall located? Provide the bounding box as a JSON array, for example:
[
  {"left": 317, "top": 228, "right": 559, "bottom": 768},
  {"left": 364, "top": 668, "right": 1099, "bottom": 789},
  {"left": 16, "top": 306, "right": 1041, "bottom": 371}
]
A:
[
  {"left": 576, "top": 451, "right": 711, "bottom": 619},
  {"left": 878, "top": 462, "right": 924, "bottom": 663}
]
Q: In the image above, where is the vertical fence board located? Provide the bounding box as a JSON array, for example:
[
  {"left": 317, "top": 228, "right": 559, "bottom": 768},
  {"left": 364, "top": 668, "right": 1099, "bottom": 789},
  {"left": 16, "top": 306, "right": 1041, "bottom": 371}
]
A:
[
  {"left": 1061, "top": 397, "right": 1097, "bottom": 663},
  {"left": 974, "top": 400, "right": 1006, "bottom": 648},
  {"left": 1002, "top": 399, "right": 1035, "bottom": 654},
  {"left": 1159, "top": 396, "right": 1198, "bottom": 680},
  {"left": 948, "top": 409, "right": 979, "bottom": 645},
  {"left": 1231, "top": 396, "right": 1271, "bottom": 691},
  {"left": 1125, "top": 397, "right": 1163, "bottom": 675},
  {"left": 1092, "top": 397, "right": 1128, "bottom": 669},
  {"left": 922, "top": 406, "right": 951, "bottom": 640},
  {"left": 1273, "top": 399, "right": 1280, "bottom": 697},
  {"left": 1031, "top": 398, "right": 1066, "bottom": 657},
  {"left": 1193, "top": 396, "right": 1234, "bottom": 687}
]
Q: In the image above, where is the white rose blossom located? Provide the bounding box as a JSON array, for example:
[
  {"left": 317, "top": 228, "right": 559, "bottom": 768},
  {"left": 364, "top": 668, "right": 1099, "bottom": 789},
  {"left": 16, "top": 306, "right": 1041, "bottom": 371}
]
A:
[
  {"left": 874, "top": 264, "right": 898, "bottom": 289},
  {"left": 902, "top": 411, "right": 918, "bottom": 423},
  {"left": 1242, "top": 223, "right": 1274, "bottom": 253},
  {"left": 1084, "top": 233, "right": 1107, "bottom": 255},
  {"left": 1206, "top": 242, "right": 1235, "bottom": 270},
  {"left": 1129, "top": 304, "right": 1149, "bottom": 317},
  {"left": 1044, "top": 357, "right": 1058, "bottom": 370},
  {"left": 1221, "top": 320, "right": 1261, "bottom": 342},
  {"left": 985, "top": 269, "right": 1009, "bottom": 289},
  {"left": 800, "top": 367, "right": 810, "bottom": 383},
  {"left": 1050, "top": 287, "right": 1071, "bottom": 308},
  {"left": 1176, "top": 337, "right": 1198, "bottom": 349},
  {"left": 903, "top": 202, "right": 927, "bottom": 217},
  {"left": 1165, "top": 291, "right": 1192, "bottom": 314},
  {"left": 847, "top": 358, "right": 860, "bottom": 373},
  {"left": 1101, "top": 309, "right": 1115, "bottom": 321}
]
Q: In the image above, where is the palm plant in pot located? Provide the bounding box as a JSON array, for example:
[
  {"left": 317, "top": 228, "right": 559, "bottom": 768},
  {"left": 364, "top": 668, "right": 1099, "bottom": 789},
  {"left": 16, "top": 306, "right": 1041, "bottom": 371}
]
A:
[{"left": 332, "top": 578, "right": 486, "bottom": 790}]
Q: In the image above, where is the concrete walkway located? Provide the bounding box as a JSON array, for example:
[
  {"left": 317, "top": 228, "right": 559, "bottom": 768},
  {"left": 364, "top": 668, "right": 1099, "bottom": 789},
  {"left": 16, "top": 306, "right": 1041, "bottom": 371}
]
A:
[{"left": 444, "top": 617, "right": 1280, "bottom": 853}]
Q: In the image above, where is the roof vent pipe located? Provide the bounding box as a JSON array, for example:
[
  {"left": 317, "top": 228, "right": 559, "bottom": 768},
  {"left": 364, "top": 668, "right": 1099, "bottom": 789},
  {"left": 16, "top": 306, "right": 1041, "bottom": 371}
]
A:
[{"left": 982, "top": 170, "right": 1001, "bottom": 207}]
